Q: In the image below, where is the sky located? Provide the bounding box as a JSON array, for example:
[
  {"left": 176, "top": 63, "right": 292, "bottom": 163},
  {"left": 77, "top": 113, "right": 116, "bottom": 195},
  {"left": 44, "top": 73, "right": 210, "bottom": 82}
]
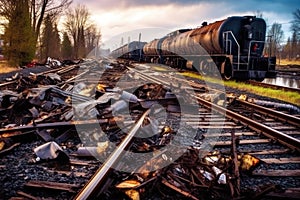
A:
[{"left": 72, "top": 0, "right": 299, "bottom": 50}]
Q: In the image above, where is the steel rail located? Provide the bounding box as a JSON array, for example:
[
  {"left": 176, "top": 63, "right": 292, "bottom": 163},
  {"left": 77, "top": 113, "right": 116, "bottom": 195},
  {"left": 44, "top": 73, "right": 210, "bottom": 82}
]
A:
[
  {"left": 126, "top": 64, "right": 300, "bottom": 151},
  {"left": 247, "top": 80, "right": 300, "bottom": 93},
  {"left": 127, "top": 67, "right": 173, "bottom": 87},
  {"left": 75, "top": 109, "right": 150, "bottom": 200},
  {"left": 195, "top": 96, "right": 300, "bottom": 152},
  {"left": 236, "top": 99, "right": 300, "bottom": 128}
]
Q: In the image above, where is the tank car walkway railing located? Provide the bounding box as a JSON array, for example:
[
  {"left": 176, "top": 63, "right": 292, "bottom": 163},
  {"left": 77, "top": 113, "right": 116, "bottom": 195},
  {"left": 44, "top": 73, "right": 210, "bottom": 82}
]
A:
[{"left": 223, "top": 31, "right": 240, "bottom": 70}]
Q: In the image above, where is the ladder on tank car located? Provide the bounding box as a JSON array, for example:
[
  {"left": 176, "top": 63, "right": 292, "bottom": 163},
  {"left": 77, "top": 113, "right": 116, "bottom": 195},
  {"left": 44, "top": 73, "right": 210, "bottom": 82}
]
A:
[{"left": 223, "top": 31, "right": 250, "bottom": 72}]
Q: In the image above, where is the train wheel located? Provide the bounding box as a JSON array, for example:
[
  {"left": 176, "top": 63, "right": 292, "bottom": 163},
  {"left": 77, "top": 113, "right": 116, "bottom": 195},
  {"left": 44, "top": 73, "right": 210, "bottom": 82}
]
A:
[
  {"left": 199, "top": 60, "right": 209, "bottom": 75},
  {"left": 223, "top": 61, "right": 232, "bottom": 80}
]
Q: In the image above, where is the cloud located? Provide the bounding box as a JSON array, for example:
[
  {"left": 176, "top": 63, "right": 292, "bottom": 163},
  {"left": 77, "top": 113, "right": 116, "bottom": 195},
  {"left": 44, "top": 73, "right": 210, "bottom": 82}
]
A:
[
  {"left": 73, "top": 0, "right": 200, "bottom": 10},
  {"left": 71, "top": 0, "right": 298, "bottom": 45}
]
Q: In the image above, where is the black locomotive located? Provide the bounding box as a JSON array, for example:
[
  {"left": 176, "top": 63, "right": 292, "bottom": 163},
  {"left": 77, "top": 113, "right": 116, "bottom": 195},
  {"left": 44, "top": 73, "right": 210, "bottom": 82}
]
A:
[{"left": 110, "top": 16, "right": 276, "bottom": 81}]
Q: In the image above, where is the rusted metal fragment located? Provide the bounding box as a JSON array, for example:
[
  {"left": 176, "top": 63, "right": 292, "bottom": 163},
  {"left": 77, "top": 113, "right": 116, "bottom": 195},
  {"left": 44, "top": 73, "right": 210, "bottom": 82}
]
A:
[
  {"left": 33, "top": 141, "right": 69, "bottom": 162},
  {"left": 36, "top": 129, "right": 53, "bottom": 142}
]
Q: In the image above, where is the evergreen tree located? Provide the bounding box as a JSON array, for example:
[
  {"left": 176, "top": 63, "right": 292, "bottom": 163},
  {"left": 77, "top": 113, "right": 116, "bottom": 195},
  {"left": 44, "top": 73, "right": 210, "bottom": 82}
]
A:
[
  {"left": 41, "top": 15, "right": 53, "bottom": 60},
  {"left": 52, "top": 24, "right": 61, "bottom": 59},
  {"left": 61, "top": 32, "right": 72, "bottom": 59},
  {"left": 78, "top": 26, "right": 86, "bottom": 58},
  {"left": 291, "top": 31, "right": 298, "bottom": 59},
  {"left": 40, "top": 15, "right": 61, "bottom": 61},
  {"left": 3, "top": 0, "right": 36, "bottom": 67}
]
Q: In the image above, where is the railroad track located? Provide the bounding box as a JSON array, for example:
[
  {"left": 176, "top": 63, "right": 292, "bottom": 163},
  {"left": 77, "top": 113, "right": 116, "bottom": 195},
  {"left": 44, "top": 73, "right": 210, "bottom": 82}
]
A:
[
  {"left": 74, "top": 62, "right": 300, "bottom": 199},
  {"left": 247, "top": 80, "right": 300, "bottom": 93},
  {"left": 0, "top": 59, "right": 299, "bottom": 199}
]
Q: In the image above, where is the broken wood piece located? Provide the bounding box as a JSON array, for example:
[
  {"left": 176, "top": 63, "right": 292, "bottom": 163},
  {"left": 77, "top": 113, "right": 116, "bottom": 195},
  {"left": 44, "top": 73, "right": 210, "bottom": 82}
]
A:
[
  {"left": 0, "top": 143, "right": 20, "bottom": 156},
  {"left": 249, "top": 184, "right": 276, "bottom": 200},
  {"left": 47, "top": 169, "right": 87, "bottom": 177},
  {"left": 75, "top": 109, "right": 151, "bottom": 200},
  {"left": 16, "top": 191, "right": 38, "bottom": 200},
  {"left": 25, "top": 180, "right": 80, "bottom": 193},
  {"left": 214, "top": 139, "right": 270, "bottom": 147},
  {"left": 0, "top": 119, "right": 110, "bottom": 133},
  {"left": 260, "top": 157, "right": 300, "bottom": 164},
  {"left": 69, "top": 159, "right": 98, "bottom": 166},
  {"left": 230, "top": 129, "right": 240, "bottom": 197},
  {"left": 161, "top": 178, "right": 199, "bottom": 200}
]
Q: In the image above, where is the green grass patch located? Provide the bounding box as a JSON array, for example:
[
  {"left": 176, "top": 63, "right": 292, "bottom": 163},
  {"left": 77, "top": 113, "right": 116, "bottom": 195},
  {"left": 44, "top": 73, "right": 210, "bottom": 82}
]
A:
[
  {"left": 180, "top": 71, "right": 300, "bottom": 106},
  {"left": 226, "top": 81, "right": 300, "bottom": 106}
]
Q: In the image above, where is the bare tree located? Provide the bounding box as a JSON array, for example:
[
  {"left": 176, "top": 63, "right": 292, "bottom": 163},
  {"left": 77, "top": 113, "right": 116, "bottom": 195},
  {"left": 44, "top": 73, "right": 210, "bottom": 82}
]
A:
[
  {"left": 267, "top": 22, "right": 284, "bottom": 57},
  {"left": 0, "top": 0, "right": 72, "bottom": 38},
  {"left": 64, "top": 4, "right": 93, "bottom": 58},
  {"left": 291, "top": 8, "right": 300, "bottom": 38},
  {"left": 254, "top": 10, "right": 263, "bottom": 18},
  {"left": 86, "top": 24, "right": 101, "bottom": 54},
  {"left": 30, "top": 0, "right": 72, "bottom": 38}
]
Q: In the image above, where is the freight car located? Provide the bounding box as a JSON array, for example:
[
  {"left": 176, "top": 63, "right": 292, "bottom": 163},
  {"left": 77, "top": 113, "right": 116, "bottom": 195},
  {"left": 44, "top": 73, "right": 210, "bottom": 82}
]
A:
[
  {"left": 110, "top": 41, "right": 147, "bottom": 62},
  {"left": 111, "top": 16, "right": 276, "bottom": 81}
]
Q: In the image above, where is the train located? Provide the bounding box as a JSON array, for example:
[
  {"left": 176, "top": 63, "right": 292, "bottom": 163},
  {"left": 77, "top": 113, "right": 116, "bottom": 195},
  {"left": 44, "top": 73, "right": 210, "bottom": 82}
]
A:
[{"left": 110, "top": 16, "right": 277, "bottom": 81}]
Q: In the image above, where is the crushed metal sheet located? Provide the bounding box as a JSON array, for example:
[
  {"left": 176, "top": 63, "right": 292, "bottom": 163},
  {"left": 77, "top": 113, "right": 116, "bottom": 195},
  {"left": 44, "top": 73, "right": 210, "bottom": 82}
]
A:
[{"left": 33, "top": 141, "right": 68, "bottom": 160}]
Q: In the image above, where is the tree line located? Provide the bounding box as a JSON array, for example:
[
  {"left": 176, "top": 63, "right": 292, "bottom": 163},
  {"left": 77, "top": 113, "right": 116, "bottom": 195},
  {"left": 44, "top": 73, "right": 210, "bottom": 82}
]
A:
[
  {"left": 264, "top": 9, "right": 300, "bottom": 61},
  {"left": 0, "top": 0, "right": 101, "bottom": 67}
]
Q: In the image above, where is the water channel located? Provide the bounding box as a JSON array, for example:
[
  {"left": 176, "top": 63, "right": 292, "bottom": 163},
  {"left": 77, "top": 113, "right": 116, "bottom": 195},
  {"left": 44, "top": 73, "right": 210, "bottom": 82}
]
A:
[{"left": 263, "top": 76, "right": 300, "bottom": 89}]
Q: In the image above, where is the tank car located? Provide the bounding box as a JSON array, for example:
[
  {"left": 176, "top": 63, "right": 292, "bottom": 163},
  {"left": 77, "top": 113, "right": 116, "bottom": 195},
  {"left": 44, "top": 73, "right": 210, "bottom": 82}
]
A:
[
  {"left": 110, "top": 41, "right": 146, "bottom": 61},
  {"left": 144, "top": 16, "right": 276, "bottom": 81}
]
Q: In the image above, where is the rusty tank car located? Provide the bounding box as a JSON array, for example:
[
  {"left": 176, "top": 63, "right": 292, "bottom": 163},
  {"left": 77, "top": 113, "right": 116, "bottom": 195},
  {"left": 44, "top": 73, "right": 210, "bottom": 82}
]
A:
[{"left": 111, "top": 16, "right": 276, "bottom": 81}]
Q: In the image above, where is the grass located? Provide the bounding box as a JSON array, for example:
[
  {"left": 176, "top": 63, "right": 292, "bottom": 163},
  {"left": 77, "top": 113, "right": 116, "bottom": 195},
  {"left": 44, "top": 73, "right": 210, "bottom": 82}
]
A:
[
  {"left": 225, "top": 81, "right": 300, "bottom": 106},
  {"left": 278, "top": 59, "right": 300, "bottom": 66},
  {"left": 0, "top": 60, "right": 18, "bottom": 74},
  {"left": 180, "top": 71, "right": 300, "bottom": 106}
]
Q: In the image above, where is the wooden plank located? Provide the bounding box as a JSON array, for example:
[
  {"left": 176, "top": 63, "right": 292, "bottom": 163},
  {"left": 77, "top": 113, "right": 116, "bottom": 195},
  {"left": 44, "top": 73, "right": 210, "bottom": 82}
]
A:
[
  {"left": 261, "top": 157, "right": 300, "bottom": 164},
  {"left": 186, "top": 121, "right": 235, "bottom": 125},
  {"left": 214, "top": 139, "right": 270, "bottom": 147},
  {"left": 0, "top": 119, "right": 110, "bottom": 133},
  {"left": 47, "top": 169, "right": 87, "bottom": 177},
  {"left": 0, "top": 143, "right": 20, "bottom": 156},
  {"left": 284, "top": 131, "right": 300, "bottom": 135},
  {"left": 191, "top": 126, "right": 243, "bottom": 129},
  {"left": 266, "top": 191, "right": 300, "bottom": 199},
  {"left": 264, "top": 122, "right": 284, "bottom": 126},
  {"left": 273, "top": 126, "right": 298, "bottom": 131},
  {"left": 70, "top": 159, "right": 98, "bottom": 166},
  {"left": 247, "top": 149, "right": 291, "bottom": 155},
  {"left": 252, "top": 170, "right": 300, "bottom": 177},
  {"left": 25, "top": 180, "right": 80, "bottom": 193},
  {"left": 204, "top": 132, "right": 256, "bottom": 138},
  {"left": 182, "top": 118, "right": 227, "bottom": 122},
  {"left": 16, "top": 191, "right": 38, "bottom": 200}
]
